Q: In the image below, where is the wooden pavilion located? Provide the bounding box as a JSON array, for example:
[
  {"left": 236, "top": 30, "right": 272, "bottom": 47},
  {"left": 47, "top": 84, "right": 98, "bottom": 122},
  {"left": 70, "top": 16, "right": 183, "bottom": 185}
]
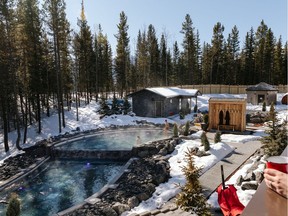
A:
[{"left": 208, "top": 98, "right": 246, "bottom": 132}]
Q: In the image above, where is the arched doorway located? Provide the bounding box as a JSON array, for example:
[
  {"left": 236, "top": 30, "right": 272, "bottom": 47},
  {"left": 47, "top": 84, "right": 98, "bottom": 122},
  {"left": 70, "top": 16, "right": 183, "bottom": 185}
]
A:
[
  {"left": 219, "top": 111, "right": 224, "bottom": 125},
  {"left": 225, "top": 111, "right": 230, "bottom": 125}
]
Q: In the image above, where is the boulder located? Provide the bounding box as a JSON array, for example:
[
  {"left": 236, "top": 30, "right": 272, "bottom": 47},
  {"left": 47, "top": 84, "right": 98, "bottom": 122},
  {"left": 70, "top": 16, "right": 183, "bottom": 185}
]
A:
[
  {"left": 241, "top": 181, "right": 258, "bottom": 190},
  {"left": 127, "top": 196, "right": 139, "bottom": 208},
  {"left": 112, "top": 202, "right": 130, "bottom": 215}
]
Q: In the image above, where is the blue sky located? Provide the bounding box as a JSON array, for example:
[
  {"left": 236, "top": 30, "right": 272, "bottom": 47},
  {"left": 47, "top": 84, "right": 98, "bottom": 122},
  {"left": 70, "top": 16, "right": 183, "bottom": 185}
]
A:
[{"left": 63, "top": 0, "right": 287, "bottom": 54}]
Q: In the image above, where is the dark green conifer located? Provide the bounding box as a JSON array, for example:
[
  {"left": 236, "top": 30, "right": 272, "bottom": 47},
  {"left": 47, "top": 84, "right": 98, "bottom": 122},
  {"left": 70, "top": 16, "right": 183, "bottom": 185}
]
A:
[
  {"left": 214, "top": 131, "right": 222, "bottom": 143},
  {"left": 176, "top": 148, "right": 211, "bottom": 215},
  {"left": 6, "top": 193, "right": 20, "bottom": 216},
  {"left": 201, "top": 132, "right": 210, "bottom": 151},
  {"left": 184, "top": 121, "right": 190, "bottom": 136},
  {"left": 262, "top": 101, "right": 266, "bottom": 111},
  {"left": 173, "top": 123, "right": 179, "bottom": 137},
  {"left": 261, "top": 102, "right": 288, "bottom": 156}
]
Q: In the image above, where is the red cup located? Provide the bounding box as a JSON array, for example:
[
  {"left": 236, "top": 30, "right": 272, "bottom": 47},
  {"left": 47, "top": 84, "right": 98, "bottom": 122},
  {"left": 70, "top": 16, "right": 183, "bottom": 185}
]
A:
[{"left": 266, "top": 156, "right": 288, "bottom": 173}]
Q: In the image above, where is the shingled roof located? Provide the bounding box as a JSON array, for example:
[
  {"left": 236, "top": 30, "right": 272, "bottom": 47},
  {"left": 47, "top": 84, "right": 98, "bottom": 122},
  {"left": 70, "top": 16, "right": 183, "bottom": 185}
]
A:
[{"left": 246, "top": 82, "right": 278, "bottom": 91}]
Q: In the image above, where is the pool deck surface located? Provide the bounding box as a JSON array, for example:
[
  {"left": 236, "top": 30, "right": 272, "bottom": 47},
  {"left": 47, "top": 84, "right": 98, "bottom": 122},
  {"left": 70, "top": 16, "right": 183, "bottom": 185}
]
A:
[{"left": 127, "top": 130, "right": 262, "bottom": 216}]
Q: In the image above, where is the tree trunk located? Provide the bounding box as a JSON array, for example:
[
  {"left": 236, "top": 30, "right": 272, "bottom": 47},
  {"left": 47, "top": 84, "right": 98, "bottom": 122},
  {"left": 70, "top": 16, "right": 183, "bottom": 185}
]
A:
[
  {"left": 37, "top": 93, "right": 41, "bottom": 134},
  {"left": 1, "top": 100, "right": 9, "bottom": 152}
]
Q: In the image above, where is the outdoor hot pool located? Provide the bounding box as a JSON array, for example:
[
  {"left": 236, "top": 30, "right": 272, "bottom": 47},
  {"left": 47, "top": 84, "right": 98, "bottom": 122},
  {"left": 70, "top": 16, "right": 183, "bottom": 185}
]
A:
[
  {"left": 0, "top": 159, "right": 125, "bottom": 216},
  {"left": 54, "top": 128, "right": 171, "bottom": 151},
  {"left": 0, "top": 128, "right": 171, "bottom": 216}
]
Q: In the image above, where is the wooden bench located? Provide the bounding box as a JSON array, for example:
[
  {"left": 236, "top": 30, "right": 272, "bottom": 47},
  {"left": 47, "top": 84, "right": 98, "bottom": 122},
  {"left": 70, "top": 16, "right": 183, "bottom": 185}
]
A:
[{"left": 217, "top": 124, "right": 236, "bottom": 131}]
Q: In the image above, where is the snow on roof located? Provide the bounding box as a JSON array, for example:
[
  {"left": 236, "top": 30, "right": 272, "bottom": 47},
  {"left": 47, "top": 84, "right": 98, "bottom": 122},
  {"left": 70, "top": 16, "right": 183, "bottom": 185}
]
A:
[
  {"left": 209, "top": 97, "right": 246, "bottom": 102},
  {"left": 146, "top": 87, "right": 201, "bottom": 98},
  {"left": 246, "top": 82, "right": 278, "bottom": 91}
]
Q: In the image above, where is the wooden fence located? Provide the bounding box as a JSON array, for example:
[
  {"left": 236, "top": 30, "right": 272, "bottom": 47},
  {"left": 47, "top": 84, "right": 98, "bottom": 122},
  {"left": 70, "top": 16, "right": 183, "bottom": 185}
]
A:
[{"left": 178, "top": 84, "right": 287, "bottom": 94}]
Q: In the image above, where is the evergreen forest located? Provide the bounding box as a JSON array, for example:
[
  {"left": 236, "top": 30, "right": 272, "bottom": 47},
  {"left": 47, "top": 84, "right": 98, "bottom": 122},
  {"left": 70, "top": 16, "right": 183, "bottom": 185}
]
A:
[{"left": 0, "top": 0, "right": 287, "bottom": 152}]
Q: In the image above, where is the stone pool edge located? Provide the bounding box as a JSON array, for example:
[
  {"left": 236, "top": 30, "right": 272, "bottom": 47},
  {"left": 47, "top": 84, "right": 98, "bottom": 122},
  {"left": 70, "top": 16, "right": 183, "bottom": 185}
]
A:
[{"left": 0, "top": 157, "right": 50, "bottom": 192}]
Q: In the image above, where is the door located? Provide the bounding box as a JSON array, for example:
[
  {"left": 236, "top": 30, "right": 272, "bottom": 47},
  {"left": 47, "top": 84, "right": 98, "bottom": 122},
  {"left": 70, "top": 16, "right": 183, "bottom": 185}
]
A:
[
  {"left": 258, "top": 95, "right": 265, "bottom": 104},
  {"left": 155, "top": 101, "right": 162, "bottom": 117}
]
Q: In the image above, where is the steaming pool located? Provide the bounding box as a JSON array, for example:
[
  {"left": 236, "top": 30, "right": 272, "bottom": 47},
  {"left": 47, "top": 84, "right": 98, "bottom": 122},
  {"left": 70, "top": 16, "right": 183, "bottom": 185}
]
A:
[
  {"left": 55, "top": 128, "right": 171, "bottom": 151},
  {"left": 0, "top": 128, "right": 171, "bottom": 216}
]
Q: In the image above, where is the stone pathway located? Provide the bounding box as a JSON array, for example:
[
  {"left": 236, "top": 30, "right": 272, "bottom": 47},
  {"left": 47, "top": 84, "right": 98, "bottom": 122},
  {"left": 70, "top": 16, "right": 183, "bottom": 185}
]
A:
[{"left": 127, "top": 131, "right": 262, "bottom": 216}]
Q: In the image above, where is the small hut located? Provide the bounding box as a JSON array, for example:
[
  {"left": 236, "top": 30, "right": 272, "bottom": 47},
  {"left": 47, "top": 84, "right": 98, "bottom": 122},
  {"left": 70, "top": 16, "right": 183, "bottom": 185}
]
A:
[
  {"left": 246, "top": 82, "right": 278, "bottom": 105},
  {"left": 208, "top": 98, "right": 246, "bottom": 132},
  {"left": 128, "top": 87, "right": 202, "bottom": 117}
]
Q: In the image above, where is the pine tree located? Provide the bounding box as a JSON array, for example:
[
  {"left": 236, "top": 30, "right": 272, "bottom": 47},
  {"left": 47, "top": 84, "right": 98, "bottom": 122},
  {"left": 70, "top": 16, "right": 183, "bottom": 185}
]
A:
[
  {"left": 211, "top": 22, "right": 225, "bottom": 84},
  {"left": 173, "top": 123, "right": 179, "bottom": 137},
  {"left": 224, "top": 25, "right": 240, "bottom": 85},
  {"left": 6, "top": 193, "right": 21, "bottom": 216},
  {"left": 261, "top": 103, "right": 288, "bottom": 156},
  {"left": 172, "top": 41, "right": 180, "bottom": 85},
  {"left": 180, "top": 14, "right": 197, "bottom": 85},
  {"left": 160, "top": 33, "right": 168, "bottom": 86},
  {"left": 75, "top": 1, "right": 95, "bottom": 104},
  {"left": 183, "top": 121, "right": 190, "bottom": 136},
  {"left": 262, "top": 101, "right": 266, "bottom": 111},
  {"left": 115, "top": 11, "right": 130, "bottom": 98},
  {"left": 18, "top": 0, "right": 46, "bottom": 134},
  {"left": 272, "top": 37, "right": 283, "bottom": 84},
  {"left": 95, "top": 27, "right": 113, "bottom": 95},
  {"left": 176, "top": 148, "right": 211, "bottom": 215},
  {"left": 263, "top": 28, "right": 275, "bottom": 83},
  {"left": 214, "top": 131, "right": 222, "bottom": 143},
  {"left": 147, "top": 24, "right": 160, "bottom": 87},
  {"left": 240, "top": 28, "right": 255, "bottom": 84},
  {"left": 282, "top": 42, "right": 288, "bottom": 84},
  {"left": 43, "top": 0, "right": 71, "bottom": 132},
  {"left": 254, "top": 20, "right": 268, "bottom": 83},
  {"left": 201, "top": 132, "right": 210, "bottom": 151},
  {"left": 0, "top": 0, "right": 19, "bottom": 152},
  {"left": 123, "top": 97, "right": 131, "bottom": 115},
  {"left": 201, "top": 42, "right": 212, "bottom": 84},
  {"left": 111, "top": 94, "right": 119, "bottom": 114},
  {"left": 135, "top": 29, "right": 149, "bottom": 88}
]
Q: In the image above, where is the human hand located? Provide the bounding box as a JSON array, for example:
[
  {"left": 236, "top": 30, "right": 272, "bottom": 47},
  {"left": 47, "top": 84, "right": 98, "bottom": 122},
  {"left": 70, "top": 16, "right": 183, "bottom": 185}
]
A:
[{"left": 264, "top": 168, "right": 288, "bottom": 199}]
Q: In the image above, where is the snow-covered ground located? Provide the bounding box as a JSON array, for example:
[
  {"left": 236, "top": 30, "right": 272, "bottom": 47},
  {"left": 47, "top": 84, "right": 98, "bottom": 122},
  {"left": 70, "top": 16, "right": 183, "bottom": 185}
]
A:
[{"left": 0, "top": 93, "right": 287, "bottom": 215}]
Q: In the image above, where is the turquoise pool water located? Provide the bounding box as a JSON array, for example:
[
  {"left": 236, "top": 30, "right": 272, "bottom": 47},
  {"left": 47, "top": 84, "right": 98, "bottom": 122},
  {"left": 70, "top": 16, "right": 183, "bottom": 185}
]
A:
[
  {"left": 55, "top": 128, "right": 171, "bottom": 151},
  {"left": 0, "top": 159, "right": 124, "bottom": 216},
  {"left": 0, "top": 128, "right": 170, "bottom": 215}
]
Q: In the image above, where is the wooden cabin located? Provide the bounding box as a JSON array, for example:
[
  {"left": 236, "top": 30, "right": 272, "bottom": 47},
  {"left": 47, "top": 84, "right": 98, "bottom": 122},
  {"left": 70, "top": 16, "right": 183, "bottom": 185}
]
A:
[
  {"left": 246, "top": 82, "right": 278, "bottom": 105},
  {"left": 208, "top": 98, "right": 246, "bottom": 132},
  {"left": 128, "top": 87, "right": 202, "bottom": 117}
]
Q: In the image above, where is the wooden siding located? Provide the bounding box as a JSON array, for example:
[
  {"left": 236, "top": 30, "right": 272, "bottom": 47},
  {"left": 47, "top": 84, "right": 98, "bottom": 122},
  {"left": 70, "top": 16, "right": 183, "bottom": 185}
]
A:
[
  {"left": 208, "top": 99, "right": 246, "bottom": 132},
  {"left": 131, "top": 90, "right": 180, "bottom": 117}
]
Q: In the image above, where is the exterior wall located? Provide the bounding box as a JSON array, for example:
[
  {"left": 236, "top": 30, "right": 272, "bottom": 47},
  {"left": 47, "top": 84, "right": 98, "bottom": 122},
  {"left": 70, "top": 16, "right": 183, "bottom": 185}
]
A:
[
  {"left": 208, "top": 99, "right": 246, "bottom": 132},
  {"left": 180, "top": 98, "right": 191, "bottom": 114},
  {"left": 163, "top": 98, "right": 179, "bottom": 117},
  {"left": 247, "top": 91, "right": 277, "bottom": 105},
  {"left": 131, "top": 91, "right": 180, "bottom": 117}
]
